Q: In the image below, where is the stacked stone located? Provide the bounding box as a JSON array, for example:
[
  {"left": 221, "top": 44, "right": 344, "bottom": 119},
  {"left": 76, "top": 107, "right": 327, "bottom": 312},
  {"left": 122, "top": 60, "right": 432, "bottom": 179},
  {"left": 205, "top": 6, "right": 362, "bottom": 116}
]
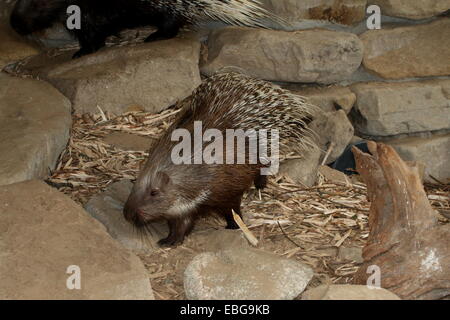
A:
[
  {"left": 1, "top": 0, "right": 449, "bottom": 182},
  {"left": 202, "top": 0, "right": 450, "bottom": 183}
]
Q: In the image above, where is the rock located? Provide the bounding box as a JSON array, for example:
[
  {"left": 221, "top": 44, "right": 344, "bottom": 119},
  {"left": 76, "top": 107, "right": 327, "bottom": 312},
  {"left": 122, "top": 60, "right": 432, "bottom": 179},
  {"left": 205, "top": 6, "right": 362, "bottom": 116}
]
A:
[
  {"left": 279, "top": 109, "right": 355, "bottom": 185},
  {"left": 202, "top": 27, "right": 363, "bottom": 84},
  {"left": 184, "top": 248, "right": 313, "bottom": 300},
  {"left": 372, "top": 0, "right": 450, "bottom": 20},
  {"left": 310, "top": 110, "right": 355, "bottom": 164},
  {"left": 85, "top": 180, "right": 168, "bottom": 253},
  {"left": 28, "top": 23, "right": 77, "bottom": 48},
  {"left": 0, "top": 73, "right": 71, "bottom": 186},
  {"left": 319, "top": 165, "right": 352, "bottom": 185},
  {"left": 0, "top": 0, "right": 15, "bottom": 25},
  {"left": 13, "top": 38, "right": 202, "bottom": 114},
  {"left": 350, "top": 79, "right": 450, "bottom": 137},
  {"left": 279, "top": 148, "right": 321, "bottom": 187},
  {"left": 384, "top": 133, "right": 450, "bottom": 183},
  {"left": 302, "top": 285, "right": 401, "bottom": 300},
  {"left": 103, "top": 132, "right": 152, "bottom": 152},
  {"left": 261, "top": 0, "right": 368, "bottom": 25},
  {"left": 0, "top": 25, "right": 40, "bottom": 69},
  {"left": 284, "top": 84, "right": 356, "bottom": 114},
  {"left": 338, "top": 247, "right": 364, "bottom": 263},
  {"left": 360, "top": 19, "right": 450, "bottom": 79},
  {"left": 350, "top": 136, "right": 363, "bottom": 144},
  {"left": 0, "top": 180, "right": 154, "bottom": 299}
]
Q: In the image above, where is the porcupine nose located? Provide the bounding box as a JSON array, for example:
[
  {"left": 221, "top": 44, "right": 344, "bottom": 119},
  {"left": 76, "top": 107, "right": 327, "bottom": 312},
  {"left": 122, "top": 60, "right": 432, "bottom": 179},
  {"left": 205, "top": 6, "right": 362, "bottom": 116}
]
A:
[
  {"left": 123, "top": 199, "right": 146, "bottom": 226},
  {"left": 123, "top": 200, "right": 137, "bottom": 223}
]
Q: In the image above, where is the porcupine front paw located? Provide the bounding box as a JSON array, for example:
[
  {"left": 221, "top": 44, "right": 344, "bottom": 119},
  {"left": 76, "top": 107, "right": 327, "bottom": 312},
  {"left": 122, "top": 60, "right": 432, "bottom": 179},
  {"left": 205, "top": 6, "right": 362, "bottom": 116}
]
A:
[
  {"left": 72, "top": 47, "right": 95, "bottom": 59},
  {"left": 225, "top": 219, "right": 239, "bottom": 229},
  {"left": 157, "top": 236, "right": 183, "bottom": 247}
]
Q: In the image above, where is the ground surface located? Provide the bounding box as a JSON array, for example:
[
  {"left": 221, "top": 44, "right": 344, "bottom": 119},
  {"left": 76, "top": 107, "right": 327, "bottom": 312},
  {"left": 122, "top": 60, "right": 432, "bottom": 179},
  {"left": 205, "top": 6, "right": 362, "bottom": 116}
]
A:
[{"left": 48, "top": 108, "right": 450, "bottom": 300}]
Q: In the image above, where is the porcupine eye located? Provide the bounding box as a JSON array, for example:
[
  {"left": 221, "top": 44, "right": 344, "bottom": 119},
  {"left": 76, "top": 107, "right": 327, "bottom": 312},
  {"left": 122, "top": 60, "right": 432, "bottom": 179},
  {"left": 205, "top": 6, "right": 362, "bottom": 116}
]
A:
[{"left": 150, "top": 189, "right": 159, "bottom": 197}]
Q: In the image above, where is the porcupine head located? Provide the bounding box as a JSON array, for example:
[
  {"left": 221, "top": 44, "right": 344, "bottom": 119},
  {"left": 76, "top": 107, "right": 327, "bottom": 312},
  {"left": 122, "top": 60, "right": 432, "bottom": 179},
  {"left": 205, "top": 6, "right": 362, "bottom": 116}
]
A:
[
  {"left": 123, "top": 166, "right": 177, "bottom": 227},
  {"left": 123, "top": 156, "right": 210, "bottom": 227},
  {"left": 10, "top": 0, "right": 68, "bottom": 36}
]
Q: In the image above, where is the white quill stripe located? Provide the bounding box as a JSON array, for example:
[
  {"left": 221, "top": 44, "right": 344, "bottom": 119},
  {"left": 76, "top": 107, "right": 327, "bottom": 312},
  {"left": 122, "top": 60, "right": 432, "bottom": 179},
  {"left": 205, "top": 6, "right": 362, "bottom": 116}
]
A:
[
  {"left": 168, "top": 190, "right": 211, "bottom": 216},
  {"left": 154, "top": 0, "right": 289, "bottom": 28}
]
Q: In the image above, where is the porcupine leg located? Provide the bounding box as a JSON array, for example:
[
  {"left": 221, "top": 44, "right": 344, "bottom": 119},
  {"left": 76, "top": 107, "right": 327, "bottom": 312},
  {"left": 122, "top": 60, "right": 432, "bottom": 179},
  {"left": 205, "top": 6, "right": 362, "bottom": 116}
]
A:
[
  {"left": 254, "top": 174, "right": 268, "bottom": 190},
  {"left": 72, "top": 21, "right": 109, "bottom": 58},
  {"left": 158, "top": 215, "right": 195, "bottom": 247},
  {"left": 144, "top": 17, "right": 184, "bottom": 42},
  {"left": 219, "top": 201, "right": 243, "bottom": 230}
]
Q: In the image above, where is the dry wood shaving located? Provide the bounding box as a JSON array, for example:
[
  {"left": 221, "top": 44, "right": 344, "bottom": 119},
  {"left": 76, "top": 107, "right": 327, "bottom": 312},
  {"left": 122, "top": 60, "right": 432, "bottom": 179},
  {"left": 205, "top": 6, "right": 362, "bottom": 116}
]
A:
[{"left": 48, "top": 107, "right": 449, "bottom": 300}]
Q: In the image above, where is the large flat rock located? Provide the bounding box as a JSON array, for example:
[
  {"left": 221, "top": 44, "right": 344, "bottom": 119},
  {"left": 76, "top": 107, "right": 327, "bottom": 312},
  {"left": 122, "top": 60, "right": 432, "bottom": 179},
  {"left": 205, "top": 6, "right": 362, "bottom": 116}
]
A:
[
  {"left": 184, "top": 248, "right": 313, "bottom": 300},
  {"left": 0, "top": 180, "right": 154, "bottom": 299},
  {"left": 351, "top": 79, "right": 450, "bottom": 137},
  {"left": 12, "top": 38, "right": 201, "bottom": 115},
  {"left": 360, "top": 19, "right": 450, "bottom": 79},
  {"left": 372, "top": 0, "right": 450, "bottom": 20},
  {"left": 0, "top": 73, "right": 71, "bottom": 186},
  {"left": 202, "top": 27, "right": 363, "bottom": 84}
]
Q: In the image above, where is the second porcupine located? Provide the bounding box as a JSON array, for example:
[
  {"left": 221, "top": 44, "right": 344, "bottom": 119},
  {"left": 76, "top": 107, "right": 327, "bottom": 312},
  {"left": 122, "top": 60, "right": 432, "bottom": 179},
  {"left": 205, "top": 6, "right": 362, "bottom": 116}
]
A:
[
  {"left": 123, "top": 72, "right": 318, "bottom": 247},
  {"left": 10, "top": 0, "right": 287, "bottom": 58}
]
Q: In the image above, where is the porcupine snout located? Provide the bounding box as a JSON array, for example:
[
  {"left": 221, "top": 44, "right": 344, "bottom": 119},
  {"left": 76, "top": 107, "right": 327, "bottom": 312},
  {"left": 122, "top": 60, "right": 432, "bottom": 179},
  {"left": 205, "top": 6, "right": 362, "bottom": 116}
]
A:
[{"left": 123, "top": 197, "right": 146, "bottom": 227}]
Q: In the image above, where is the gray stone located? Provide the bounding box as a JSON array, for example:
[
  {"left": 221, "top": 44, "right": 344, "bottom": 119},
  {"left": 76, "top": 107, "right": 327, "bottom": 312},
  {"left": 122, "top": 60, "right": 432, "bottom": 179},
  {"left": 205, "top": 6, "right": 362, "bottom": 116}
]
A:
[
  {"left": 202, "top": 27, "right": 363, "bottom": 84},
  {"left": 261, "top": 0, "right": 368, "bottom": 25},
  {"left": 184, "top": 248, "right": 313, "bottom": 300},
  {"left": 385, "top": 133, "right": 450, "bottom": 183},
  {"left": 310, "top": 110, "right": 355, "bottom": 164},
  {"left": 28, "top": 23, "right": 77, "bottom": 48},
  {"left": 0, "top": 24, "right": 40, "bottom": 69},
  {"left": 85, "top": 180, "right": 168, "bottom": 253},
  {"left": 318, "top": 165, "right": 352, "bottom": 185},
  {"left": 302, "top": 284, "right": 401, "bottom": 300},
  {"left": 285, "top": 84, "right": 356, "bottom": 114},
  {"left": 0, "top": 180, "right": 154, "bottom": 299},
  {"left": 279, "top": 147, "right": 321, "bottom": 187},
  {"left": 360, "top": 19, "right": 450, "bottom": 79},
  {"left": 14, "top": 38, "right": 202, "bottom": 115},
  {"left": 351, "top": 79, "right": 450, "bottom": 137},
  {"left": 372, "top": 0, "right": 450, "bottom": 20},
  {"left": 0, "top": 73, "right": 71, "bottom": 186}
]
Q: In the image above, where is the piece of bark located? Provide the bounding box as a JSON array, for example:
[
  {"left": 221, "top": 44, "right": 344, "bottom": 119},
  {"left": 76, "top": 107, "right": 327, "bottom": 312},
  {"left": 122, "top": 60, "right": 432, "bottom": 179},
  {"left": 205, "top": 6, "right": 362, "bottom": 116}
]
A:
[{"left": 351, "top": 142, "right": 450, "bottom": 300}]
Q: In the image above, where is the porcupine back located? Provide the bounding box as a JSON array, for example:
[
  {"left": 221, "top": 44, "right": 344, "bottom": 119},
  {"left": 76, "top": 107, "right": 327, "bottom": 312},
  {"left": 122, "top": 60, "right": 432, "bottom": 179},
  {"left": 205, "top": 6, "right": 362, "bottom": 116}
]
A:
[
  {"left": 148, "top": 0, "right": 289, "bottom": 29},
  {"left": 148, "top": 72, "right": 318, "bottom": 171}
]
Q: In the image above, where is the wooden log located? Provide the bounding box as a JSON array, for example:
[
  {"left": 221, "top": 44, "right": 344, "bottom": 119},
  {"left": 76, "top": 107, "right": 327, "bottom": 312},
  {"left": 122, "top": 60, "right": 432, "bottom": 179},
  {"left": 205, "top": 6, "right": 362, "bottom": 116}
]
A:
[{"left": 352, "top": 142, "right": 450, "bottom": 300}]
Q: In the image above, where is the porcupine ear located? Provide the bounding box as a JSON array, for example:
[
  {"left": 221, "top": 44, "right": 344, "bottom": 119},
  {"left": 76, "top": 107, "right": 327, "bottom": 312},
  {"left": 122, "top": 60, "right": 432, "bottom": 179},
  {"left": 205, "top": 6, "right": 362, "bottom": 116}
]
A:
[{"left": 155, "top": 171, "right": 172, "bottom": 192}]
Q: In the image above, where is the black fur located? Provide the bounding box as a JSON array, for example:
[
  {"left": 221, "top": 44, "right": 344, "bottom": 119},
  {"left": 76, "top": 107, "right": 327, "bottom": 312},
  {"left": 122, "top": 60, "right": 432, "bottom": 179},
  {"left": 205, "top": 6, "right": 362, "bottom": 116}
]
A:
[{"left": 10, "top": 0, "right": 189, "bottom": 58}]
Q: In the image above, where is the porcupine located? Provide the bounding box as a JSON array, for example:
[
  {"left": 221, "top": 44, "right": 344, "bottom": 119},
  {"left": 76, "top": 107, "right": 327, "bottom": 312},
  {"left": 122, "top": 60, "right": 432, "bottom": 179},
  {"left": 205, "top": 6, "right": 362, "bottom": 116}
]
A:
[
  {"left": 123, "top": 72, "right": 318, "bottom": 247},
  {"left": 10, "top": 0, "right": 287, "bottom": 58}
]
